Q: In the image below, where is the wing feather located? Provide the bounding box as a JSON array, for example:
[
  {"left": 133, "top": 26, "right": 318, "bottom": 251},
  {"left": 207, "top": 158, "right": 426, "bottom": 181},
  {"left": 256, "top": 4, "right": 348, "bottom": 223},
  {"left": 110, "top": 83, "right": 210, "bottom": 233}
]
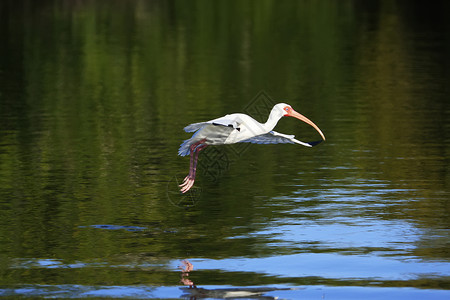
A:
[
  {"left": 183, "top": 122, "right": 208, "bottom": 132},
  {"left": 240, "top": 131, "right": 319, "bottom": 147},
  {"left": 183, "top": 116, "right": 241, "bottom": 133}
]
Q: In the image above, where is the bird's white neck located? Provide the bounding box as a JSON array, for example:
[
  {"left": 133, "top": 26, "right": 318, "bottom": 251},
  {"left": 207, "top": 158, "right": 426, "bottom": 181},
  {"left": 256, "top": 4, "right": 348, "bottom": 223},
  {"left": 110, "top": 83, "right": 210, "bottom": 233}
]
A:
[{"left": 263, "top": 109, "right": 284, "bottom": 132}]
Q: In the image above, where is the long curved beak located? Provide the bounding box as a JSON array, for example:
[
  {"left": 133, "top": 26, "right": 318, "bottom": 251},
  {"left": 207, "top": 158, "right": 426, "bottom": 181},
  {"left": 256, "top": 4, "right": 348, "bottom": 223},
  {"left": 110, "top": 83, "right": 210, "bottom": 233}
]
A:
[{"left": 287, "top": 109, "right": 326, "bottom": 141}]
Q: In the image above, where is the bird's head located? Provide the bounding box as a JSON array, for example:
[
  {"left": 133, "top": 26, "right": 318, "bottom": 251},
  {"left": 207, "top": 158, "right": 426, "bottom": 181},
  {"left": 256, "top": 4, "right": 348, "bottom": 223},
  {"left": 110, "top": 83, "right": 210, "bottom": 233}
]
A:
[{"left": 274, "top": 103, "right": 326, "bottom": 141}]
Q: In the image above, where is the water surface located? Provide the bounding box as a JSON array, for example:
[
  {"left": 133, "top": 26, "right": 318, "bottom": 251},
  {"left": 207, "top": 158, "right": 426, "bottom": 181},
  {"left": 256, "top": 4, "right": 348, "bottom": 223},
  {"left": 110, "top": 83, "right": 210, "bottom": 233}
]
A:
[{"left": 0, "top": 0, "right": 449, "bottom": 299}]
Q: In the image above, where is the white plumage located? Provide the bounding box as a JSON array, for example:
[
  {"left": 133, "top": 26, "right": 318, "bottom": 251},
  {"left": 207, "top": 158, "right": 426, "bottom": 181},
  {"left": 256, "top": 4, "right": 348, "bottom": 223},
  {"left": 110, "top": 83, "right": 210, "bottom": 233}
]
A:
[{"left": 178, "top": 103, "right": 325, "bottom": 193}]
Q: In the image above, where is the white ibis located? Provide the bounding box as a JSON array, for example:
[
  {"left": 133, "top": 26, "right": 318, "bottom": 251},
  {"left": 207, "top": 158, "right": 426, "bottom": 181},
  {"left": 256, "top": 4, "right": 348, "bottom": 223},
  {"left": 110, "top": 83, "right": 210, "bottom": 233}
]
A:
[{"left": 178, "top": 103, "right": 325, "bottom": 193}]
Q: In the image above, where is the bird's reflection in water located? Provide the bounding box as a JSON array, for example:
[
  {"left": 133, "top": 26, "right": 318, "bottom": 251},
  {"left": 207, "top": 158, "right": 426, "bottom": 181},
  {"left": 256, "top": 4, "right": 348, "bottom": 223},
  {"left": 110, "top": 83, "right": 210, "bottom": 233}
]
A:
[
  {"left": 179, "top": 259, "right": 295, "bottom": 299},
  {"left": 180, "top": 260, "right": 196, "bottom": 288}
]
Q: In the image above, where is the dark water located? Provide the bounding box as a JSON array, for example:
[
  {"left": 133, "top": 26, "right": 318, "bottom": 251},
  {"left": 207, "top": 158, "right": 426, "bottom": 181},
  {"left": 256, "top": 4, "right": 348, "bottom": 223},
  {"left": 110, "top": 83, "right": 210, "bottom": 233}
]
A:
[{"left": 0, "top": 1, "right": 449, "bottom": 299}]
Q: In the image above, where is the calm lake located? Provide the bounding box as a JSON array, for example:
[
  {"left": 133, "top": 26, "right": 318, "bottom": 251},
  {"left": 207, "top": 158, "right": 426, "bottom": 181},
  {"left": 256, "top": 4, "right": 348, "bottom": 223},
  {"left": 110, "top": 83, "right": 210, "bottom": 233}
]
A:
[{"left": 0, "top": 1, "right": 449, "bottom": 299}]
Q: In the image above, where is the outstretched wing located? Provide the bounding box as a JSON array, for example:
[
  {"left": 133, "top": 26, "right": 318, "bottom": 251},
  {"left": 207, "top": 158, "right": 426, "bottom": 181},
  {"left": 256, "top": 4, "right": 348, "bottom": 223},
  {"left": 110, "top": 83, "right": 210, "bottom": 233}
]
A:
[
  {"left": 180, "top": 117, "right": 240, "bottom": 156},
  {"left": 183, "top": 115, "right": 241, "bottom": 133},
  {"left": 183, "top": 122, "right": 208, "bottom": 132},
  {"left": 241, "top": 131, "right": 322, "bottom": 147}
]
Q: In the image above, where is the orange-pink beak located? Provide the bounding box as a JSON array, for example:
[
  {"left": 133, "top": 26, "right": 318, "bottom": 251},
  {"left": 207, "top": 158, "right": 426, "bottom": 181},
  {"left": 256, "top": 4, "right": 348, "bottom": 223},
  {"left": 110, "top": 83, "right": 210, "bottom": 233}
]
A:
[{"left": 287, "top": 109, "right": 326, "bottom": 141}]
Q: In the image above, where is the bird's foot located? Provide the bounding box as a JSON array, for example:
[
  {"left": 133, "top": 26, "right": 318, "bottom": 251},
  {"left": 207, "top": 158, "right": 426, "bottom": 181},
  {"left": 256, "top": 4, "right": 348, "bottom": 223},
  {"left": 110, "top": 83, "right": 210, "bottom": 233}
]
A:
[
  {"left": 179, "top": 176, "right": 195, "bottom": 193},
  {"left": 179, "top": 175, "right": 190, "bottom": 187}
]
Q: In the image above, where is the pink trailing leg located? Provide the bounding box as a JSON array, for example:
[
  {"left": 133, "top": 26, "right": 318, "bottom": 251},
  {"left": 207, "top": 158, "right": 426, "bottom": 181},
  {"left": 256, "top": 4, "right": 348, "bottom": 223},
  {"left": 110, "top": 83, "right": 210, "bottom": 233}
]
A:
[{"left": 179, "top": 139, "right": 208, "bottom": 193}]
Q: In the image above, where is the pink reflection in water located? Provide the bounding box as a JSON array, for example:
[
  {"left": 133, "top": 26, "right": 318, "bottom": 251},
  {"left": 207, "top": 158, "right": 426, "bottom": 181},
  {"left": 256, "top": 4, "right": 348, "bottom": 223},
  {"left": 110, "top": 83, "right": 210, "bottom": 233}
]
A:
[{"left": 179, "top": 259, "right": 196, "bottom": 288}]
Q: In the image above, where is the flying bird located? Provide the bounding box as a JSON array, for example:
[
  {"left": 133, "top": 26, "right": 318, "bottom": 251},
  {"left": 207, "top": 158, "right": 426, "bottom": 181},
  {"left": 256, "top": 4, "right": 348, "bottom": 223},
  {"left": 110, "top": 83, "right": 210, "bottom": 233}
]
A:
[{"left": 178, "top": 103, "right": 325, "bottom": 193}]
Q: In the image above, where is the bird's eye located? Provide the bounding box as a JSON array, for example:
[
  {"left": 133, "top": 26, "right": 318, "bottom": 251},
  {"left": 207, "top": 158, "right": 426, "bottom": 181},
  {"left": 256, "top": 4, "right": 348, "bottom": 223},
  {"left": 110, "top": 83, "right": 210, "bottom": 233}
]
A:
[{"left": 284, "top": 107, "right": 289, "bottom": 111}]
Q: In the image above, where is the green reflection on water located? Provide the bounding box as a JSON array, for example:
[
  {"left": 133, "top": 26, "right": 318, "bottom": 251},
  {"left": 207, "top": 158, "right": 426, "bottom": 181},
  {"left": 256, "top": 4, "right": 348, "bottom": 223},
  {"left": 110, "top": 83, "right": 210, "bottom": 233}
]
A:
[{"left": 0, "top": 0, "right": 449, "bottom": 291}]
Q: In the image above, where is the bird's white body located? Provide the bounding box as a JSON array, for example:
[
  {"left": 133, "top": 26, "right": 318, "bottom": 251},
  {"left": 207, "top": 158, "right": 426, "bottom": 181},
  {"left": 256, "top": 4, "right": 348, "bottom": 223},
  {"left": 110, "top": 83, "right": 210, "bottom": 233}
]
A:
[
  {"left": 177, "top": 103, "right": 325, "bottom": 193},
  {"left": 179, "top": 104, "right": 317, "bottom": 156}
]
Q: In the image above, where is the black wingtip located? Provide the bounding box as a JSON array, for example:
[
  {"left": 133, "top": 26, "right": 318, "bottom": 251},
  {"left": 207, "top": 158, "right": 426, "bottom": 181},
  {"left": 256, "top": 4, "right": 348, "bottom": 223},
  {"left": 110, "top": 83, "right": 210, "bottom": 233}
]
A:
[{"left": 307, "top": 140, "right": 323, "bottom": 147}]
